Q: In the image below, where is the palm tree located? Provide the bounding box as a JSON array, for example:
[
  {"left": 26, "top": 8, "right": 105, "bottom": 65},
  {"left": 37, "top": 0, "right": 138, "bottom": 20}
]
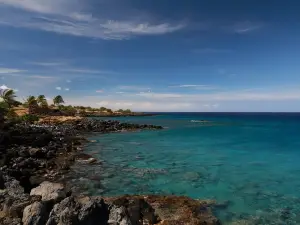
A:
[
  {"left": 37, "top": 95, "right": 48, "bottom": 108},
  {"left": 0, "top": 88, "right": 16, "bottom": 108},
  {"left": 25, "top": 96, "right": 38, "bottom": 114},
  {"left": 53, "top": 95, "right": 64, "bottom": 106}
]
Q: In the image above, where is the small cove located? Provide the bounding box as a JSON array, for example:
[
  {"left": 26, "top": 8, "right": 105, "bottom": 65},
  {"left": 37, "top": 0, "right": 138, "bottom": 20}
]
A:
[{"left": 69, "top": 113, "right": 300, "bottom": 224}]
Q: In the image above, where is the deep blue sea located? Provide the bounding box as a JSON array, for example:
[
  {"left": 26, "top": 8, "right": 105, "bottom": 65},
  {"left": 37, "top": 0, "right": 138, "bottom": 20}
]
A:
[{"left": 70, "top": 113, "right": 300, "bottom": 224}]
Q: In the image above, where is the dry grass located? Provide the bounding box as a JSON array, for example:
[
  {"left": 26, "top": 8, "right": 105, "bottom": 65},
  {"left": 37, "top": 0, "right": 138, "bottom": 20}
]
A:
[
  {"left": 13, "top": 106, "right": 28, "bottom": 116},
  {"left": 38, "top": 116, "right": 82, "bottom": 124}
]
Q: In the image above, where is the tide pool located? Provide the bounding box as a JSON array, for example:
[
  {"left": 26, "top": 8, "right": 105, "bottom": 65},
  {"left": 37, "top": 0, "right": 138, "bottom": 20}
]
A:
[{"left": 70, "top": 113, "right": 300, "bottom": 224}]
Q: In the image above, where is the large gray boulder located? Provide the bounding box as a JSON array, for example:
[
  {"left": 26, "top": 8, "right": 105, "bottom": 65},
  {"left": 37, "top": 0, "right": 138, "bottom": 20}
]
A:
[
  {"left": 22, "top": 201, "right": 48, "bottom": 225},
  {"left": 0, "top": 178, "right": 40, "bottom": 225},
  {"left": 30, "top": 181, "right": 66, "bottom": 202},
  {"left": 46, "top": 196, "right": 108, "bottom": 225}
]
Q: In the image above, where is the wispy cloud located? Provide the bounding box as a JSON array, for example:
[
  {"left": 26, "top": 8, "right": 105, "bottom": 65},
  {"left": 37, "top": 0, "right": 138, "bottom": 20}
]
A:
[
  {"left": 169, "top": 84, "right": 216, "bottom": 90},
  {"left": 118, "top": 85, "right": 151, "bottom": 92},
  {"left": 28, "top": 75, "right": 57, "bottom": 79},
  {"left": 29, "top": 61, "right": 66, "bottom": 67},
  {"left": 95, "top": 90, "right": 104, "bottom": 93},
  {"left": 0, "top": 0, "right": 185, "bottom": 40},
  {"left": 62, "top": 68, "right": 113, "bottom": 74},
  {"left": 230, "top": 21, "right": 264, "bottom": 34},
  {"left": 193, "top": 48, "right": 233, "bottom": 54},
  {"left": 65, "top": 88, "right": 70, "bottom": 91},
  {"left": 0, "top": 67, "right": 25, "bottom": 74},
  {"left": 55, "top": 86, "right": 62, "bottom": 90}
]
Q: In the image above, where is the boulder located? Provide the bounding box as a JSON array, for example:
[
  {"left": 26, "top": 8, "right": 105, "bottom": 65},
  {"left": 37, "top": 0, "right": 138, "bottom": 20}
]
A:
[
  {"left": 0, "top": 178, "right": 40, "bottom": 223},
  {"left": 108, "top": 205, "right": 132, "bottom": 225},
  {"left": 107, "top": 197, "right": 158, "bottom": 225},
  {"left": 45, "top": 196, "right": 108, "bottom": 225},
  {"left": 22, "top": 201, "right": 49, "bottom": 225},
  {"left": 30, "top": 181, "right": 66, "bottom": 202}
]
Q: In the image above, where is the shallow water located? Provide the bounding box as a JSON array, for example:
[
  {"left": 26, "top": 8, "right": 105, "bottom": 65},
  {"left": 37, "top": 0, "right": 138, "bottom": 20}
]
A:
[{"left": 70, "top": 113, "right": 300, "bottom": 224}]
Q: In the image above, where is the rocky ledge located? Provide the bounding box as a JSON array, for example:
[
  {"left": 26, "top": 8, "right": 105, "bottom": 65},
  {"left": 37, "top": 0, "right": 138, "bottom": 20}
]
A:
[{"left": 0, "top": 176, "right": 221, "bottom": 225}]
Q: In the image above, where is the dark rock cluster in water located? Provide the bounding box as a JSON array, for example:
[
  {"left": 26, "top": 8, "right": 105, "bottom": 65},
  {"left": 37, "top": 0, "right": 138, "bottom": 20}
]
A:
[{"left": 74, "top": 119, "right": 163, "bottom": 133}]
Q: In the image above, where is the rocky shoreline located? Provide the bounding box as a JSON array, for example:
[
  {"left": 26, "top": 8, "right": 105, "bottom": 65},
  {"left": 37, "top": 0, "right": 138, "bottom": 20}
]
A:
[
  {"left": 0, "top": 118, "right": 221, "bottom": 225},
  {"left": 84, "top": 112, "right": 157, "bottom": 118}
]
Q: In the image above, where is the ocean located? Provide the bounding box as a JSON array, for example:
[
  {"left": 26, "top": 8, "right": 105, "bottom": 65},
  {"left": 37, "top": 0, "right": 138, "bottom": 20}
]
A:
[{"left": 70, "top": 113, "right": 300, "bottom": 224}]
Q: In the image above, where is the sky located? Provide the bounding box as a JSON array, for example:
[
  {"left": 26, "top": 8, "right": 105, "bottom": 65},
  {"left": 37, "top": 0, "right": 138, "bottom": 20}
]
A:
[{"left": 0, "top": 0, "right": 300, "bottom": 112}]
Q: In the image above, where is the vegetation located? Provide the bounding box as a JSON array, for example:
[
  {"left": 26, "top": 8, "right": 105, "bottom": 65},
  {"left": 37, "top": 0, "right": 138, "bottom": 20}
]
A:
[
  {"left": 0, "top": 88, "right": 17, "bottom": 108},
  {"left": 0, "top": 86, "right": 136, "bottom": 120},
  {"left": 58, "top": 105, "right": 77, "bottom": 116},
  {"left": 53, "top": 95, "right": 64, "bottom": 106},
  {"left": 37, "top": 95, "right": 48, "bottom": 108},
  {"left": 25, "top": 96, "right": 39, "bottom": 114},
  {"left": 20, "top": 114, "right": 39, "bottom": 123},
  {"left": 99, "top": 107, "right": 107, "bottom": 111}
]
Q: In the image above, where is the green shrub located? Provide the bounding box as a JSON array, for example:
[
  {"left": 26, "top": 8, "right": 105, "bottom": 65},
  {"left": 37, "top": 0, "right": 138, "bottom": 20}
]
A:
[{"left": 20, "top": 114, "right": 39, "bottom": 123}]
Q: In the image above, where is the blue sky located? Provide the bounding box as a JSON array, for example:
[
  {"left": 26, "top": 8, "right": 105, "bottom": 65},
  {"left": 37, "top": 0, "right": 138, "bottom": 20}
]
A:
[{"left": 0, "top": 0, "right": 300, "bottom": 112}]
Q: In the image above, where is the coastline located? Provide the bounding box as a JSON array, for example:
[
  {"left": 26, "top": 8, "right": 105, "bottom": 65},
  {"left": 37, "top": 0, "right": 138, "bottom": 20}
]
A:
[
  {"left": 84, "top": 112, "right": 157, "bottom": 117},
  {"left": 0, "top": 117, "right": 220, "bottom": 225}
]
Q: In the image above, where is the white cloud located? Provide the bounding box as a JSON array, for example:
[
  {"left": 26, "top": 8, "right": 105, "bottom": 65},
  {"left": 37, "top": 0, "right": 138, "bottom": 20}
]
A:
[
  {"left": 29, "top": 61, "right": 66, "bottom": 66},
  {"left": 61, "top": 86, "right": 300, "bottom": 112},
  {"left": 66, "top": 79, "right": 71, "bottom": 83},
  {"left": 169, "top": 84, "right": 216, "bottom": 90},
  {"left": 0, "top": 84, "right": 9, "bottom": 89},
  {"left": 65, "top": 88, "right": 70, "bottom": 91},
  {"left": 0, "top": 0, "right": 80, "bottom": 14},
  {"left": 0, "top": 0, "right": 185, "bottom": 40},
  {"left": 231, "top": 21, "right": 263, "bottom": 34},
  {"left": 193, "top": 48, "right": 232, "bottom": 54},
  {"left": 56, "top": 86, "right": 62, "bottom": 90},
  {"left": 62, "top": 68, "right": 110, "bottom": 74},
  {"left": 28, "top": 75, "right": 56, "bottom": 79},
  {"left": 136, "top": 92, "right": 182, "bottom": 98},
  {"left": 116, "top": 92, "right": 125, "bottom": 94},
  {"left": 0, "top": 67, "right": 24, "bottom": 74},
  {"left": 96, "top": 101, "right": 109, "bottom": 106},
  {"left": 118, "top": 85, "right": 151, "bottom": 92}
]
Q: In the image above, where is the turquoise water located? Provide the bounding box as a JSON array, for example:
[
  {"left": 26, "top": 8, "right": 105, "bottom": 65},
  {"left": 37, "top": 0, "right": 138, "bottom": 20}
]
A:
[{"left": 71, "top": 113, "right": 300, "bottom": 224}]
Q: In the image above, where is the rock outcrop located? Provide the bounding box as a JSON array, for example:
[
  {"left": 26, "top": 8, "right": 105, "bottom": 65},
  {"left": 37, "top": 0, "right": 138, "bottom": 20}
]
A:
[
  {"left": 0, "top": 179, "right": 221, "bottom": 225},
  {"left": 30, "top": 181, "right": 67, "bottom": 202}
]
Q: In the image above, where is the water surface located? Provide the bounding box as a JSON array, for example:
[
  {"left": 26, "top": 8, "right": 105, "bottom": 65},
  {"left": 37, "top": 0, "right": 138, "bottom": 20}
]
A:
[{"left": 71, "top": 113, "right": 300, "bottom": 224}]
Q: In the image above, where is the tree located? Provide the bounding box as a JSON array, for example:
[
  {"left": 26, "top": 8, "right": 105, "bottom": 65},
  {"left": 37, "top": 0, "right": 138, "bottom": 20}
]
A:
[
  {"left": 0, "top": 88, "right": 16, "bottom": 108},
  {"left": 117, "top": 109, "right": 124, "bottom": 113},
  {"left": 37, "top": 95, "right": 48, "bottom": 108},
  {"left": 25, "top": 96, "right": 38, "bottom": 114},
  {"left": 53, "top": 95, "right": 64, "bottom": 106},
  {"left": 124, "top": 109, "right": 132, "bottom": 113},
  {"left": 106, "top": 108, "right": 113, "bottom": 113},
  {"left": 99, "top": 107, "right": 107, "bottom": 112}
]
